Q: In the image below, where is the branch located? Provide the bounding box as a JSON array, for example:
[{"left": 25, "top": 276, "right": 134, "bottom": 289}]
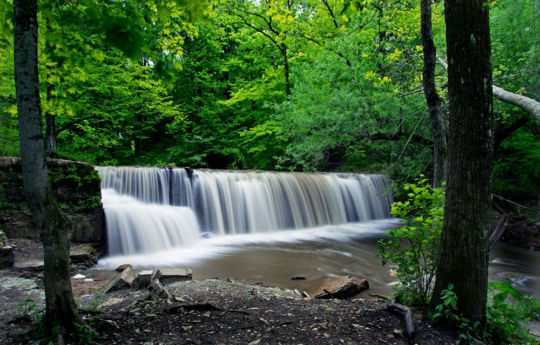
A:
[
  {"left": 437, "top": 57, "right": 540, "bottom": 121},
  {"left": 492, "top": 85, "right": 540, "bottom": 122},
  {"left": 322, "top": 0, "right": 339, "bottom": 28},
  {"left": 494, "top": 115, "right": 529, "bottom": 151}
]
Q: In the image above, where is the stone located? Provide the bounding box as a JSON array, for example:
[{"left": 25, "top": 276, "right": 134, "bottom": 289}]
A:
[
  {"left": 70, "top": 244, "right": 96, "bottom": 264},
  {"left": 0, "top": 158, "right": 105, "bottom": 244},
  {"left": 136, "top": 270, "right": 154, "bottom": 288},
  {"left": 0, "top": 246, "right": 14, "bottom": 268},
  {"left": 0, "top": 230, "right": 9, "bottom": 247},
  {"left": 291, "top": 276, "right": 306, "bottom": 280},
  {"left": 116, "top": 264, "right": 133, "bottom": 272},
  {"left": 314, "top": 276, "right": 369, "bottom": 299},
  {"left": 152, "top": 268, "right": 192, "bottom": 284},
  {"left": 72, "top": 274, "right": 86, "bottom": 279},
  {"left": 102, "top": 266, "right": 137, "bottom": 293},
  {"left": 148, "top": 279, "right": 171, "bottom": 300}
]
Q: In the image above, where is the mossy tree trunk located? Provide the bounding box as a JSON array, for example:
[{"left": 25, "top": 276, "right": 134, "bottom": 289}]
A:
[
  {"left": 431, "top": 0, "right": 493, "bottom": 323},
  {"left": 13, "top": 0, "right": 80, "bottom": 339}
]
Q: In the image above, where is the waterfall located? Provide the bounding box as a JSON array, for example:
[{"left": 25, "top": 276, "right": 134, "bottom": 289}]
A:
[{"left": 97, "top": 167, "right": 393, "bottom": 255}]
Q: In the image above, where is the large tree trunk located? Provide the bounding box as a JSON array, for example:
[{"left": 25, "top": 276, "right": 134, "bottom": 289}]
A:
[
  {"left": 420, "top": 0, "right": 447, "bottom": 187},
  {"left": 13, "top": 0, "right": 79, "bottom": 339},
  {"left": 431, "top": 0, "right": 493, "bottom": 324}
]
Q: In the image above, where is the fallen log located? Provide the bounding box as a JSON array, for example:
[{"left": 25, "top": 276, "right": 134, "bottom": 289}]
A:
[
  {"left": 489, "top": 214, "right": 510, "bottom": 250},
  {"left": 387, "top": 301, "right": 416, "bottom": 344}
]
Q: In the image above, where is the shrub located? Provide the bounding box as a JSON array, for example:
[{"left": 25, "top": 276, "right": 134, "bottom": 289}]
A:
[
  {"left": 431, "top": 282, "right": 539, "bottom": 344},
  {"left": 377, "top": 176, "right": 444, "bottom": 305}
]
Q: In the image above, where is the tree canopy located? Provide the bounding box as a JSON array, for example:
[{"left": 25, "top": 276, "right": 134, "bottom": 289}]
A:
[{"left": 1, "top": 0, "right": 538, "bottom": 192}]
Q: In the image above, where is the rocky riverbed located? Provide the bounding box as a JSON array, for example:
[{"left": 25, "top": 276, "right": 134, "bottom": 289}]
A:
[
  {"left": 1, "top": 271, "right": 460, "bottom": 345},
  {"left": 0, "top": 239, "right": 461, "bottom": 345}
]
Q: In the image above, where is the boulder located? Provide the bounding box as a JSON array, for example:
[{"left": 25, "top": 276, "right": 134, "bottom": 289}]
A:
[
  {"left": 152, "top": 268, "right": 192, "bottom": 284},
  {"left": 0, "top": 246, "right": 14, "bottom": 268},
  {"left": 102, "top": 266, "right": 137, "bottom": 293},
  {"left": 116, "top": 264, "right": 133, "bottom": 272},
  {"left": 70, "top": 244, "right": 95, "bottom": 264},
  {"left": 136, "top": 270, "right": 154, "bottom": 288},
  {"left": 148, "top": 279, "right": 171, "bottom": 300},
  {"left": 0, "top": 230, "right": 8, "bottom": 246},
  {"left": 313, "top": 276, "right": 369, "bottom": 299}
]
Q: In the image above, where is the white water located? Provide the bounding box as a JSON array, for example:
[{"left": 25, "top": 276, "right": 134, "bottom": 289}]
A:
[
  {"left": 102, "top": 189, "right": 200, "bottom": 255},
  {"left": 97, "top": 218, "right": 401, "bottom": 270},
  {"left": 97, "top": 166, "right": 393, "bottom": 258}
]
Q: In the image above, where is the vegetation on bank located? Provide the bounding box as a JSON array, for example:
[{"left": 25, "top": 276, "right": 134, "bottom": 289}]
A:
[{"left": 378, "top": 179, "right": 540, "bottom": 344}]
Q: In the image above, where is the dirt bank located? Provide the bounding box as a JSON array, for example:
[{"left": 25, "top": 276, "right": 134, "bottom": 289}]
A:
[{"left": 0, "top": 265, "right": 459, "bottom": 345}]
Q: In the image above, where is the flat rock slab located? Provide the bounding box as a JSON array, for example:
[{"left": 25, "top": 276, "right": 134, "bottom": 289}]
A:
[
  {"left": 102, "top": 266, "right": 137, "bottom": 293},
  {"left": 313, "top": 276, "right": 369, "bottom": 299},
  {"left": 69, "top": 244, "right": 95, "bottom": 264},
  {"left": 153, "top": 268, "right": 192, "bottom": 284}
]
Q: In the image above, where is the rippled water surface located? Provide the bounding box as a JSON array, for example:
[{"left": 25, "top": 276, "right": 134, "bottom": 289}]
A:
[{"left": 97, "top": 219, "right": 540, "bottom": 299}]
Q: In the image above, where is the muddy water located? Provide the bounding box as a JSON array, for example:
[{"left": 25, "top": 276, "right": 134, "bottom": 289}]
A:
[{"left": 96, "top": 219, "right": 540, "bottom": 299}]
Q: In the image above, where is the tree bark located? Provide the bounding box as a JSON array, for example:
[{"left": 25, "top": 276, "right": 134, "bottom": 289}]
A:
[
  {"left": 281, "top": 43, "right": 291, "bottom": 96},
  {"left": 13, "top": 0, "right": 79, "bottom": 338},
  {"left": 431, "top": 0, "right": 493, "bottom": 324},
  {"left": 45, "top": 108, "right": 57, "bottom": 157},
  {"left": 421, "top": 0, "right": 447, "bottom": 187}
]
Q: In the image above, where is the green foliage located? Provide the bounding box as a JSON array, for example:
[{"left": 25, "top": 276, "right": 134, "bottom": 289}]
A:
[
  {"left": 377, "top": 177, "right": 444, "bottom": 305},
  {"left": 430, "top": 284, "right": 482, "bottom": 342},
  {"left": 485, "top": 281, "right": 539, "bottom": 344},
  {"left": 494, "top": 127, "right": 540, "bottom": 193},
  {"left": 431, "top": 282, "right": 539, "bottom": 344}
]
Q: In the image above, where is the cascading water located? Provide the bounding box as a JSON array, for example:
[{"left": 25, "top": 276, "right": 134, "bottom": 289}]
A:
[{"left": 97, "top": 167, "right": 393, "bottom": 257}]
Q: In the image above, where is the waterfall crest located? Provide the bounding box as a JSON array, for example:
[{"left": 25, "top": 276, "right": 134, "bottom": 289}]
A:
[{"left": 97, "top": 167, "right": 392, "bottom": 255}]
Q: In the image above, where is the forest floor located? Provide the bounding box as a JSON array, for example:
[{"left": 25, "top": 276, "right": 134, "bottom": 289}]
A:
[{"left": 0, "top": 239, "right": 461, "bottom": 345}]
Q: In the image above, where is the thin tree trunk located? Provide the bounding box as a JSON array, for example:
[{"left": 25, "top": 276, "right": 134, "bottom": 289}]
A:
[
  {"left": 431, "top": 0, "right": 493, "bottom": 324},
  {"left": 45, "top": 30, "right": 57, "bottom": 158},
  {"left": 281, "top": 43, "right": 291, "bottom": 96},
  {"left": 45, "top": 104, "right": 57, "bottom": 157},
  {"left": 13, "top": 0, "right": 79, "bottom": 339},
  {"left": 421, "top": 0, "right": 447, "bottom": 187}
]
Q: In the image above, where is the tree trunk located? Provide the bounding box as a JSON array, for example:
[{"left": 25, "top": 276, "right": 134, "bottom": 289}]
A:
[
  {"left": 45, "top": 29, "right": 57, "bottom": 158},
  {"left": 13, "top": 0, "right": 79, "bottom": 339},
  {"left": 421, "top": 0, "right": 447, "bottom": 187},
  {"left": 431, "top": 0, "right": 493, "bottom": 324},
  {"left": 281, "top": 43, "right": 291, "bottom": 96},
  {"left": 45, "top": 111, "right": 57, "bottom": 157}
]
